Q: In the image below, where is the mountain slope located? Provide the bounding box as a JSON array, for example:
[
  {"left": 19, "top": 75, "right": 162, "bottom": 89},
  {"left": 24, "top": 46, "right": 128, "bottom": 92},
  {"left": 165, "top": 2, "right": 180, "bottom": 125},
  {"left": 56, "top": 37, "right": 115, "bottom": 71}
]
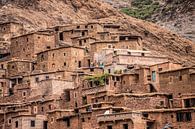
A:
[
  {"left": 0, "top": 0, "right": 195, "bottom": 65},
  {"left": 104, "top": 0, "right": 195, "bottom": 42}
]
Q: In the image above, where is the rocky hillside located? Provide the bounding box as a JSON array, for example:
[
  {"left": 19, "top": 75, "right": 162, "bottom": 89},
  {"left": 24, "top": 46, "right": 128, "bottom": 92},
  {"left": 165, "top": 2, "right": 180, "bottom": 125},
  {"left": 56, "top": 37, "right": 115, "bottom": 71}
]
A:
[
  {"left": 0, "top": 0, "right": 195, "bottom": 65},
  {"left": 105, "top": 0, "right": 195, "bottom": 42}
]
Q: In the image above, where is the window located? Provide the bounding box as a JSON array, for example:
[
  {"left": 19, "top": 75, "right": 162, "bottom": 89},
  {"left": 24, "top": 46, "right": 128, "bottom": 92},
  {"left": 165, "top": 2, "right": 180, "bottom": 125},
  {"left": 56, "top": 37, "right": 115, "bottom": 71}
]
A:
[
  {"left": 59, "top": 32, "right": 63, "bottom": 40},
  {"left": 152, "top": 71, "right": 156, "bottom": 81},
  {"left": 179, "top": 76, "right": 182, "bottom": 81},
  {"left": 27, "top": 38, "right": 28, "bottom": 42},
  {"left": 78, "top": 61, "right": 82, "bottom": 68},
  {"left": 43, "top": 121, "right": 48, "bottom": 129},
  {"left": 123, "top": 124, "right": 128, "bottom": 129},
  {"left": 64, "top": 62, "right": 67, "bottom": 66},
  {"left": 77, "top": 26, "right": 80, "bottom": 29},
  {"left": 158, "top": 68, "right": 163, "bottom": 71},
  {"left": 52, "top": 63, "right": 55, "bottom": 68},
  {"left": 108, "top": 44, "right": 112, "bottom": 48},
  {"left": 31, "top": 120, "right": 35, "bottom": 127},
  {"left": 41, "top": 107, "right": 44, "bottom": 112},
  {"left": 45, "top": 76, "right": 49, "bottom": 80},
  {"left": 35, "top": 77, "right": 39, "bottom": 82},
  {"left": 22, "top": 91, "right": 26, "bottom": 97},
  {"left": 64, "top": 53, "right": 66, "bottom": 56},
  {"left": 107, "top": 125, "right": 112, "bottom": 129},
  {"left": 15, "top": 121, "right": 18, "bottom": 128},
  {"left": 84, "top": 39, "right": 87, "bottom": 43},
  {"left": 160, "top": 101, "right": 164, "bottom": 106},
  {"left": 66, "top": 118, "right": 70, "bottom": 127},
  {"left": 1, "top": 64, "right": 4, "bottom": 69},
  {"left": 108, "top": 69, "right": 111, "bottom": 73},
  {"left": 79, "top": 40, "right": 82, "bottom": 46},
  {"left": 48, "top": 105, "right": 52, "bottom": 110},
  {"left": 141, "top": 53, "right": 145, "bottom": 56},
  {"left": 82, "top": 32, "right": 85, "bottom": 36},
  {"left": 65, "top": 90, "right": 71, "bottom": 101},
  {"left": 82, "top": 118, "right": 85, "bottom": 122},
  {"left": 116, "top": 76, "right": 120, "bottom": 81},
  {"left": 8, "top": 118, "right": 12, "bottom": 125},
  {"left": 169, "top": 76, "right": 173, "bottom": 82},
  {"left": 91, "top": 25, "right": 94, "bottom": 29},
  {"left": 46, "top": 46, "right": 51, "bottom": 49},
  {"left": 176, "top": 112, "right": 192, "bottom": 122}
]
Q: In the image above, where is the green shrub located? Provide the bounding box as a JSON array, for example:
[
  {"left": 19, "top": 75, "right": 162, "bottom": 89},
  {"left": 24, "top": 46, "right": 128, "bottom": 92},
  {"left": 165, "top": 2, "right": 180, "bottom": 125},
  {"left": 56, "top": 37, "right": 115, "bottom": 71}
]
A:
[{"left": 121, "top": 0, "right": 160, "bottom": 20}]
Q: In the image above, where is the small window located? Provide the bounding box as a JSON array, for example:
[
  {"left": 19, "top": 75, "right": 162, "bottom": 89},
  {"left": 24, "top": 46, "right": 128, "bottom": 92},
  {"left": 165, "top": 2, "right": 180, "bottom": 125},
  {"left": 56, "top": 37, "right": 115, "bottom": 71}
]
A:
[
  {"left": 35, "top": 77, "right": 39, "bottom": 82},
  {"left": 141, "top": 53, "right": 145, "bottom": 56},
  {"left": 41, "top": 107, "right": 44, "bottom": 112},
  {"left": 66, "top": 118, "right": 70, "bottom": 127},
  {"left": 79, "top": 40, "right": 82, "bottom": 46},
  {"left": 107, "top": 125, "right": 112, "bottom": 129},
  {"left": 82, "top": 118, "right": 85, "bottom": 122},
  {"left": 30, "top": 120, "right": 35, "bottom": 127},
  {"left": 123, "top": 124, "right": 128, "bottom": 129},
  {"left": 64, "top": 53, "right": 66, "bottom": 56},
  {"left": 82, "top": 32, "right": 85, "bottom": 36},
  {"left": 59, "top": 32, "right": 63, "bottom": 40},
  {"left": 169, "top": 76, "right": 173, "bottom": 82},
  {"left": 8, "top": 118, "right": 12, "bottom": 125},
  {"left": 160, "top": 101, "right": 164, "bottom": 106},
  {"left": 45, "top": 76, "right": 49, "bottom": 80},
  {"left": 158, "top": 68, "right": 163, "bottom": 71},
  {"left": 116, "top": 76, "right": 120, "bottom": 81},
  {"left": 84, "top": 39, "right": 87, "bottom": 43},
  {"left": 1, "top": 64, "right": 4, "bottom": 69},
  {"left": 64, "top": 62, "right": 67, "bottom": 66},
  {"left": 27, "top": 38, "right": 28, "bottom": 42},
  {"left": 48, "top": 105, "right": 52, "bottom": 110},
  {"left": 108, "top": 44, "right": 112, "bottom": 48},
  {"left": 91, "top": 25, "right": 94, "bottom": 29},
  {"left": 22, "top": 91, "right": 26, "bottom": 97},
  {"left": 78, "top": 61, "right": 82, "bottom": 68},
  {"left": 179, "top": 76, "right": 182, "bottom": 81},
  {"left": 15, "top": 121, "right": 18, "bottom": 128},
  {"left": 65, "top": 90, "right": 71, "bottom": 101},
  {"left": 77, "top": 26, "right": 80, "bottom": 29}
]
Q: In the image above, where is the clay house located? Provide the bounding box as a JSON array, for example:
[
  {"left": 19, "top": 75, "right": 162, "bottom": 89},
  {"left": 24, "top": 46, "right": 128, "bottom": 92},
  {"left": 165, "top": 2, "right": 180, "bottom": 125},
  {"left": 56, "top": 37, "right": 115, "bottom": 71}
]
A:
[
  {"left": 111, "top": 51, "right": 168, "bottom": 68},
  {"left": 97, "top": 112, "right": 149, "bottom": 129},
  {"left": 0, "top": 21, "right": 24, "bottom": 41},
  {"left": 11, "top": 114, "right": 47, "bottom": 129},
  {"left": 90, "top": 35, "right": 143, "bottom": 56},
  {"left": 47, "top": 109, "right": 75, "bottom": 129},
  {"left": 59, "top": 29, "right": 89, "bottom": 44},
  {"left": 159, "top": 67, "right": 195, "bottom": 97},
  {"left": 71, "top": 36, "right": 96, "bottom": 50},
  {"left": 108, "top": 93, "right": 171, "bottom": 110},
  {"left": 97, "top": 107, "right": 195, "bottom": 129},
  {"left": 7, "top": 59, "right": 34, "bottom": 77},
  {"left": 10, "top": 30, "right": 56, "bottom": 60},
  {"left": 148, "top": 61, "right": 182, "bottom": 91},
  {"left": 102, "top": 23, "right": 121, "bottom": 33},
  {"left": 36, "top": 45, "right": 85, "bottom": 72},
  {"left": 0, "top": 40, "right": 10, "bottom": 59}
]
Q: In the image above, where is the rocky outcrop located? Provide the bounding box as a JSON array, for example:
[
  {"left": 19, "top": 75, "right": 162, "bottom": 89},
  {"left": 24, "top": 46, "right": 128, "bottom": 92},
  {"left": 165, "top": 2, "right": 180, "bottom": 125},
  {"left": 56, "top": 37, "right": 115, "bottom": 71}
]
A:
[{"left": 0, "top": 0, "right": 194, "bottom": 65}]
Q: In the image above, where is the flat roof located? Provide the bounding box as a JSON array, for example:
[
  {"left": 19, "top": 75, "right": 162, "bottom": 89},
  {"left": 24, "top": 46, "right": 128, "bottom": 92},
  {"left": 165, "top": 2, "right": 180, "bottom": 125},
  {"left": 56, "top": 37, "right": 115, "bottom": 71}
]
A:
[
  {"left": 159, "top": 67, "right": 195, "bottom": 74},
  {"left": 37, "top": 45, "right": 84, "bottom": 54}
]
